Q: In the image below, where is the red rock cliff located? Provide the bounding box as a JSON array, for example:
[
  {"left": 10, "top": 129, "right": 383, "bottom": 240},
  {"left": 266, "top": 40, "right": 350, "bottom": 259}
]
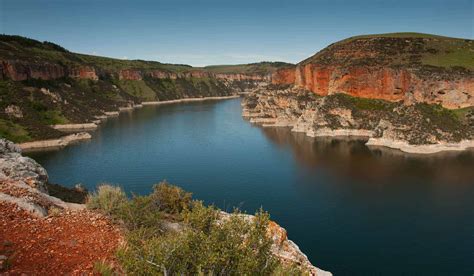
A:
[
  {"left": 271, "top": 68, "right": 295, "bottom": 85},
  {"left": 272, "top": 36, "right": 474, "bottom": 109},
  {"left": 68, "top": 66, "right": 98, "bottom": 80},
  {"left": 1, "top": 61, "right": 65, "bottom": 81}
]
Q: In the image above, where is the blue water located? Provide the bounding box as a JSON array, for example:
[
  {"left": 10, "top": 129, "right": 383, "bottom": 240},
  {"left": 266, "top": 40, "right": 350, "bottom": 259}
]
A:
[{"left": 28, "top": 98, "right": 474, "bottom": 275}]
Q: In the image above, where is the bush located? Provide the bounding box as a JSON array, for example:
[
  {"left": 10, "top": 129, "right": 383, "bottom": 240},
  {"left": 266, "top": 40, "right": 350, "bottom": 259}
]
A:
[
  {"left": 115, "top": 195, "right": 162, "bottom": 233},
  {"left": 117, "top": 207, "right": 283, "bottom": 275},
  {"left": 86, "top": 184, "right": 127, "bottom": 215},
  {"left": 86, "top": 182, "right": 301, "bottom": 275},
  {"left": 150, "top": 181, "right": 192, "bottom": 214}
]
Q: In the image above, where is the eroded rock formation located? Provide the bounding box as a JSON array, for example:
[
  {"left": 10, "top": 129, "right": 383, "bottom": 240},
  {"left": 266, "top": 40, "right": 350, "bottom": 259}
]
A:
[
  {"left": 242, "top": 87, "right": 474, "bottom": 154},
  {"left": 272, "top": 36, "right": 474, "bottom": 109}
]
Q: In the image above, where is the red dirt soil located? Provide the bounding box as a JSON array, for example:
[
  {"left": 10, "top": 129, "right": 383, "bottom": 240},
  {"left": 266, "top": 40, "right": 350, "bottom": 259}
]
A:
[{"left": 0, "top": 202, "right": 122, "bottom": 275}]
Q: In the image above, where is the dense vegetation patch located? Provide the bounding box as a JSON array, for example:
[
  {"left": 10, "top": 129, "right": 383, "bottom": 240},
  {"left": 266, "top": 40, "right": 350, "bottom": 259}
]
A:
[{"left": 86, "top": 181, "right": 302, "bottom": 275}]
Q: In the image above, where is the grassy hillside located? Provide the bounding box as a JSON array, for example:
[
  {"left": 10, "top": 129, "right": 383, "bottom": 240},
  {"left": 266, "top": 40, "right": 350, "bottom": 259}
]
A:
[
  {"left": 302, "top": 32, "right": 474, "bottom": 70},
  {"left": 0, "top": 35, "right": 289, "bottom": 74}
]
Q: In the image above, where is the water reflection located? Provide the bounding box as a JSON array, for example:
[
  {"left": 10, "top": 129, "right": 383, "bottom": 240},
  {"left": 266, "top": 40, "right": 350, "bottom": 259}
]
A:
[{"left": 261, "top": 127, "right": 474, "bottom": 185}]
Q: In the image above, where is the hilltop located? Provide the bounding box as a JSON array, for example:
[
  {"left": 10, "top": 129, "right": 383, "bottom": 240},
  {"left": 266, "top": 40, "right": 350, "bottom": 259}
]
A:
[{"left": 301, "top": 32, "right": 474, "bottom": 70}]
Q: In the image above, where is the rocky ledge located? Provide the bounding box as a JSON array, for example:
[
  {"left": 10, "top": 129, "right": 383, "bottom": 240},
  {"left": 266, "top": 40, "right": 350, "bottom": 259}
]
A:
[
  {"left": 242, "top": 86, "right": 474, "bottom": 154},
  {"left": 0, "top": 138, "right": 329, "bottom": 275}
]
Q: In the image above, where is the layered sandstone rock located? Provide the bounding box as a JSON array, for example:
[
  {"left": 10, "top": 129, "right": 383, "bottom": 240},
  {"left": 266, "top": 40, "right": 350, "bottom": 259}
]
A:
[
  {"left": 1, "top": 60, "right": 65, "bottom": 81},
  {"left": 118, "top": 69, "right": 142, "bottom": 80},
  {"left": 271, "top": 67, "right": 296, "bottom": 85},
  {"left": 68, "top": 66, "right": 98, "bottom": 80},
  {"left": 272, "top": 36, "right": 474, "bottom": 109}
]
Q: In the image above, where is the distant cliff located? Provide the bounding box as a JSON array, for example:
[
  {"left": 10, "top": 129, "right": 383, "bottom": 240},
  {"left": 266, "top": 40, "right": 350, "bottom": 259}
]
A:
[{"left": 271, "top": 33, "right": 474, "bottom": 109}]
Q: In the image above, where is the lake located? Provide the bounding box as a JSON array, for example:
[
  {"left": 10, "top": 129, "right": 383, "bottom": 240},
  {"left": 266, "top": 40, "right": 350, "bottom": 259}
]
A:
[{"left": 27, "top": 98, "right": 474, "bottom": 275}]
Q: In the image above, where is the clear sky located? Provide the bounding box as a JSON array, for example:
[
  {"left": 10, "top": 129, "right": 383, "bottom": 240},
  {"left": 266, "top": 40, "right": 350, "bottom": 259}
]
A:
[{"left": 1, "top": 0, "right": 473, "bottom": 66}]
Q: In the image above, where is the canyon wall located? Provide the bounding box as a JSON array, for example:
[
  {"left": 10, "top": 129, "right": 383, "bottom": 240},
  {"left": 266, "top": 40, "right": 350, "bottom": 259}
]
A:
[
  {"left": 270, "top": 36, "right": 474, "bottom": 109},
  {"left": 271, "top": 64, "right": 474, "bottom": 109},
  {"left": 0, "top": 61, "right": 100, "bottom": 81},
  {"left": 0, "top": 60, "right": 267, "bottom": 83}
]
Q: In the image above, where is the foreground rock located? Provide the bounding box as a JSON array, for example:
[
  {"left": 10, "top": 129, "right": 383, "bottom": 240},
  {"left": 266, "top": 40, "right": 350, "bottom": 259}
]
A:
[
  {"left": 0, "top": 202, "right": 122, "bottom": 274},
  {"left": 0, "top": 138, "right": 122, "bottom": 274},
  {"left": 243, "top": 86, "right": 473, "bottom": 154},
  {"left": 219, "top": 211, "right": 331, "bottom": 276}
]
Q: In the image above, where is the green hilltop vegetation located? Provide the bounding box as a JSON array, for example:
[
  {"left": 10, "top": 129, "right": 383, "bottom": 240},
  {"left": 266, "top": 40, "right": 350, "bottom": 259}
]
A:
[
  {"left": 0, "top": 34, "right": 290, "bottom": 73},
  {"left": 303, "top": 32, "right": 474, "bottom": 70}
]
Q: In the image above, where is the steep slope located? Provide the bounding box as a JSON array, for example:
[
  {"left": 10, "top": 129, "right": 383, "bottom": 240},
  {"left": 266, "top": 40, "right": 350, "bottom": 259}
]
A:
[
  {"left": 272, "top": 33, "right": 474, "bottom": 109},
  {"left": 0, "top": 35, "right": 292, "bottom": 142}
]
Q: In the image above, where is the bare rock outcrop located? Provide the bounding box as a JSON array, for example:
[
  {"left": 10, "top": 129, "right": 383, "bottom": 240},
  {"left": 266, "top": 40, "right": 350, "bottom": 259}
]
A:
[
  {"left": 243, "top": 87, "right": 473, "bottom": 154},
  {"left": 0, "top": 139, "right": 84, "bottom": 216},
  {"left": 271, "top": 36, "right": 474, "bottom": 109}
]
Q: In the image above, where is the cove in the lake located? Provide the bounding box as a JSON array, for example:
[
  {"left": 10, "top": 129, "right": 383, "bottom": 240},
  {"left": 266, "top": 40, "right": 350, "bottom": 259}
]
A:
[{"left": 27, "top": 98, "right": 474, "bottom": 275}]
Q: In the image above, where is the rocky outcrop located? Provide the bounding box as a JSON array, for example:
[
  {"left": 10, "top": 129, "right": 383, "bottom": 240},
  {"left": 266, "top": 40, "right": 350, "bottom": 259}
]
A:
[
  {"left": 271, "top": 67, "right": 296, "bottom": 85},
  {"left": 0, "top": 139, "right": 48, "bottom": 193},
  {"left": 68, "top": 66, "right": 98, "bottom": 80},
  {"left": 118, "top": 69, "right": 142, "bottom": 80},
  {"left": 0, "top": 139, "right": 85, "bottom": 215},
  {"left": 0, "top": 61, "right": 101, "bottom": 81},
  {"left": 287, "top": 64, "right": 474, "bottom": 109},
  {"left": 219, "top": 211, "right": 331, "bottom": 276},
  {"left": 272, "top": 36, "right": 474, "bottom": 109},
  {"left": 242, "top": 87, "right": 474, "bottom": 154},
  {"left": 1, "top": 60, "right": 65, "bottom": 81}
]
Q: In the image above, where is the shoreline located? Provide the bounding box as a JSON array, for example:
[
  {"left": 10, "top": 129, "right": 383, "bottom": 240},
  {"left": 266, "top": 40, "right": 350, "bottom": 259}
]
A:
[
  {"left": 142, "top": 95, "right": 240, "bottom": 105},
  {"left": 18, "top": 95, "right": 241, "bottom": 151},
  {"left": 246, "top": 115, "right": 474, "bottom": 155},
  {"left": 19, "top": 132, "right": 92, "bottom": 152},
  {"left": 366, "top": 137, "right": 474, "bottom": 154}
]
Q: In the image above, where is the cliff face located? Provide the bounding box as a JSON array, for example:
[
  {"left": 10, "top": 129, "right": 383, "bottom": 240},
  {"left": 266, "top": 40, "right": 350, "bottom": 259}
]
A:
[
  {"left": 271, "top": 68, "right": 295, "bottom": 85},
  {"left": 1, "top": 61, "right": 65, "bottom": 81},
  {"left": 0, "top": 61, "right": 100, "bottom": 81},
  {"left": 272, "top": 35, "right": 474, "bottom": 109}
]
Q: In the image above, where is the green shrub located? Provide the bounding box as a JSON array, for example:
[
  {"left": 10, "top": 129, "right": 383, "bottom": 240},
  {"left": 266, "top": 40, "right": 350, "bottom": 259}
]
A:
[
  {"left": 116, "top": 195, "right": 162, "bottom": 233},
  {"left": 150, "top": 181, "right": 192, "bottom": 214},
  {"left": 86, "top": 182, "right": 301, "bottom": 275},
  {"left": 86, "top": 184, "right": 127, "bottom": 215},
  {"left": 117, "top": 207, "right": 283, "bottom": 275}
]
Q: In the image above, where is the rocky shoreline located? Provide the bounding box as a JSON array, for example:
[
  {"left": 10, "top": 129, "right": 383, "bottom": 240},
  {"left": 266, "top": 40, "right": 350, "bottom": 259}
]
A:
[
  {"left": 242, "top": 87, "right": 473, "bottom": 155},
  {"left": 366, "top": 138, "right": 474, "bottom": 154},
  {"left": 19, "top": 132, "right": 92, "bottom": 152}
]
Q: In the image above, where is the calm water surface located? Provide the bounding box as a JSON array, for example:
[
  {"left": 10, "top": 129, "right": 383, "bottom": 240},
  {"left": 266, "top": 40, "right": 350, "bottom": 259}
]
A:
[{"left": 28, "top": 98, "right": 474, "bottom": 275}]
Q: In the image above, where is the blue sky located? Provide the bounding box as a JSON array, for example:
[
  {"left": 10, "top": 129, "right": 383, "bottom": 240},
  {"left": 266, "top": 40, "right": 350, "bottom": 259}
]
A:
[{"left": 1, "top": 0, "right": 472, "bottom": 66}]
